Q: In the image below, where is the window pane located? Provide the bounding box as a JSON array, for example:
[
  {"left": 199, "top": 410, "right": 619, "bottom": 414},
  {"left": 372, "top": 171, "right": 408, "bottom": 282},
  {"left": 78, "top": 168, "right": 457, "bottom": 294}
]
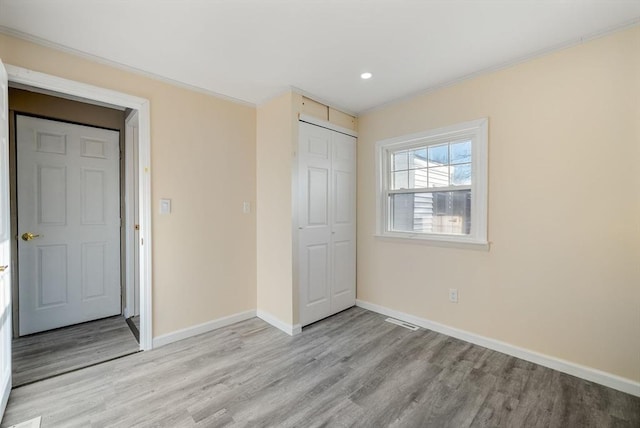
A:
[
  {"left": 409, "top": 168, "right": 428, "bottom": 188},
  {"left": 392, "top": 150, "right": 409, "bottom": 171},
  {"left": 390, "top": 190, "right": 471, "bottom": 235},
  {"left": 450, "top": 140, "right": 472, "bottom": 164},
  {"left": 393, "top": 169, "right": 429, "bottom": 189},
  {"left": 392, "top": 171, "right": 408, "bottom": 189},
  {"left": 428, "top": 144, "right": 448, "bottom": 166},
  {"left": 427, "top": 166, "right": 449, "bottom": 187},
  {"left": 409, "top": 148, "right": 428, "bottom": 169},
  {"left": 450, "top": 163, "right": 471, "bottom": 186},
  {"left": 390, "top": 193, "right": 415, "bottom": 231}
]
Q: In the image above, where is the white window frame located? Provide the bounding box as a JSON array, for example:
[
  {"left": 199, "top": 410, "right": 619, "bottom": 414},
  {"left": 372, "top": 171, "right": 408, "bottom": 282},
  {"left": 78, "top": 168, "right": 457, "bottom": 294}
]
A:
[{"left": 375, "top": 118, "right": 489, "bottom": 249}]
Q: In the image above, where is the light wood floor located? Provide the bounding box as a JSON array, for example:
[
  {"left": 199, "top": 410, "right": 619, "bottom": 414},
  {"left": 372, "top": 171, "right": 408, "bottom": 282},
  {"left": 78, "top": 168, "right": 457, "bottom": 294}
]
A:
[
  {"left": 2, "top": 308, "right": 638, "bottom": 427},
  {"left": 12, "top": 315, "right": 140, "bottom": 387}
]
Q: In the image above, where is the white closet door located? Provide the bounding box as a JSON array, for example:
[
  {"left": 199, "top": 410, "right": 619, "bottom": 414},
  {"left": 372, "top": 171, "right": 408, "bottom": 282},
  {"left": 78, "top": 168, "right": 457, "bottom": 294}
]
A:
[
  {"left": 298, "top": 123, "right": 332, "bottom": 325},
  {"left": 298, "top": 122, "right": 356, "bottom": 326},
  {"left": 329, "top": 130, "right": 356, "bottom": 313}
]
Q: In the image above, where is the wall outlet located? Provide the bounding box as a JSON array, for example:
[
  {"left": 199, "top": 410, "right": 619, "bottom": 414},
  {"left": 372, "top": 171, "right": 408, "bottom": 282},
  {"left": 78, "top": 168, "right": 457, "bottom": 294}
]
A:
[{"left": 449, "top": 288, "right": 459, "bottom": 303}]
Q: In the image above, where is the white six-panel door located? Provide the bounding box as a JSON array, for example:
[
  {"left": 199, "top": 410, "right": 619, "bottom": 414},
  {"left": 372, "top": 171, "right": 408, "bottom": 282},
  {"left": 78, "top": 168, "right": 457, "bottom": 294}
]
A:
[
  {"left": 0, "top": 59, "right": 12, "bottom": 421},
  {"left": 17, "top": 115, "right": 121, "bottom": 335},
  {"left": 329, "top": 130, "right": 357, "bottom": 314},
  {"left": 298, "top": 122, "right": 356, "bottom": 326}
]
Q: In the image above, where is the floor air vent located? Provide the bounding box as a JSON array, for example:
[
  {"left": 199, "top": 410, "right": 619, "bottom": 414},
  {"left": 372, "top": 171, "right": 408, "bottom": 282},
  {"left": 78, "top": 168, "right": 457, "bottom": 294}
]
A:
[{"left": 385, "top": 318, "right": 419, "bottom": 331}]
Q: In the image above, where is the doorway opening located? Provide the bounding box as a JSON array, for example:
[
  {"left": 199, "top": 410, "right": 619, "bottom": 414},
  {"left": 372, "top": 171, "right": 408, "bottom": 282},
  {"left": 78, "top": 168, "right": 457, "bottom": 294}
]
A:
[{"left": 5, "top": 64, "right": 153, "bottom": 385}]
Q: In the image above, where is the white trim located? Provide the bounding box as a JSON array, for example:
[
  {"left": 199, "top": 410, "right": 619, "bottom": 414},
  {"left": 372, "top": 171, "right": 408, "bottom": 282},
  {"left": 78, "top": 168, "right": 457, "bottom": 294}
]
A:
[
  {"left": 153, "top": 310, "right": 256, "bottom": 348},
  {"left": 6, "top": 64, "right": 154, "bottom": 351},
  {"left": 356, "top": 299, "right": 640, "bottom": 397},
  {"left": 298, "top": 113, "right": 358, "bottom": 138},
  {"left": 6, "top": 65, "right": 148, "bottom": 111},
  {"left": 0, "top": 26, "right": 254, "bottom": 109},
  {"left": 9, "top": 81, "right": 126, "bottom": 111},
  {"left": 374, "top": 234, "right": 490, "bottom": 251},
  {"left": 123, "top": 110, "right": 138, "bottom": 319},
  {"left": 137, "top": 101, "right": 153, "bottom": 351},
  {"left": 257, "top": 310, "right": 302, "bottom": 336},
  {"left": 0, "top": 374, "right": 9, "bottom": 421},
  {"left": 291, "top": 123, "right": 301, "bottom": 334},
  {"left": 375, "top": 118, "right": 488, "bottom": 247}
]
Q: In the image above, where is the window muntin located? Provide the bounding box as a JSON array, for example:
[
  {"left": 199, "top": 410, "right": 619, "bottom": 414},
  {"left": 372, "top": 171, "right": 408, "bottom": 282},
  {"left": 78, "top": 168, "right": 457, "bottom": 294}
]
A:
[
  {"left": 389, "top": 139, "right": 471, "bottom": 190},
  {"left": 376, "top": 119, "right": 488, "bottom": 246}
]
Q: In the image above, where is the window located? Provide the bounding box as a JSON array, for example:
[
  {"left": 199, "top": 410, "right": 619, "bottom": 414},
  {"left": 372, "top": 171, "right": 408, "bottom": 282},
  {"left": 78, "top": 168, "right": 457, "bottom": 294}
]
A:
[{"left": 376, "top": 118, "right": 488, "bottom": 248}]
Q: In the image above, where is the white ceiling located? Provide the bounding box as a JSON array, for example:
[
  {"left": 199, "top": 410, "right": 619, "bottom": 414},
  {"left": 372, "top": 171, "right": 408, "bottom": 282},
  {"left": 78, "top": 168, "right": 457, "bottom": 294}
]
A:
[{"left": 0, "top": 1, "right": 639, "bottom": 114}]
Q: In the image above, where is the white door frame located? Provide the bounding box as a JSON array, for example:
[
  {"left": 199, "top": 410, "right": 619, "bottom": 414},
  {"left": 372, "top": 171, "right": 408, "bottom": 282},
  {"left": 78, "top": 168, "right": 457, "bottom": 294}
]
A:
[
  {"left": 124, "top": 109, "right": 139, "bottom": 319},
  {"left": 0, "top": 58, "right": 12, "bottom": 420},
  {"left": 6, "top": 64, "right": 154, "bottom": 350}
]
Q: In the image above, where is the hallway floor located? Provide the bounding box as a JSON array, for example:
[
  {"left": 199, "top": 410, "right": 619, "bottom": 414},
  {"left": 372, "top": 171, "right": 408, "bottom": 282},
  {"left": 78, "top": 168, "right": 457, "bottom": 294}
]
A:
[{"left": 12, "top": 316, "right": 139, "bottom": 387}]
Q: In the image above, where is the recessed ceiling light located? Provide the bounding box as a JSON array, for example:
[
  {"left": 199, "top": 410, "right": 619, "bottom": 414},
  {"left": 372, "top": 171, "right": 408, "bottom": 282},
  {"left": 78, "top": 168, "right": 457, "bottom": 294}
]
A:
[{"left": 360, "top": 72, "right": 373, "bottom": 80}]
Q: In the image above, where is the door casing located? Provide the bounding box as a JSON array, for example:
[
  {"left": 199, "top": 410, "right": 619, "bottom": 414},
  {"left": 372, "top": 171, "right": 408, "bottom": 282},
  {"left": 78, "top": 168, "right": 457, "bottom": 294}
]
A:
[
  {"left": 124, "top": 109, "right": 140, "bottom": 319},
  {"left": 0, "top": 58, "right": 12, "bottom": 421},
  {"left": 5, "top": 64, "right": 153, "bottom": 350}
]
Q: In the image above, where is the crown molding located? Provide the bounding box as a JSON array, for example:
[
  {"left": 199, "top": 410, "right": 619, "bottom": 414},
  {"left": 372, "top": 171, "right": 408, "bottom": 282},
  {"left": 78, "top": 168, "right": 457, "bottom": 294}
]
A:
[{"left": 0, "top": 26, "right": 256, "bottom": 108}]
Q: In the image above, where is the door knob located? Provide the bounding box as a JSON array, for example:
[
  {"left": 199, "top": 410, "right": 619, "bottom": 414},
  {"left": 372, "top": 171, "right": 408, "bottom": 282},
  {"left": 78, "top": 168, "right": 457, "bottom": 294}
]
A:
[
  {"left": 0, "top": 266, "right": 7, "bottom": 272},
  {"left": 21, "top": 232, "right": 41, "bottom": 241}
]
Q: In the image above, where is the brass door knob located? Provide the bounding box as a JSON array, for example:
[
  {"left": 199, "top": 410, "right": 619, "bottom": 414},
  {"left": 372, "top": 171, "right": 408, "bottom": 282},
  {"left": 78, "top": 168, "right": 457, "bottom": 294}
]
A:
[
  {"left": 0, "top": 265, "right": 7, "bottom": 272},
  {"left": 21, "top": 232, "right": 41, "bottom": 241}
]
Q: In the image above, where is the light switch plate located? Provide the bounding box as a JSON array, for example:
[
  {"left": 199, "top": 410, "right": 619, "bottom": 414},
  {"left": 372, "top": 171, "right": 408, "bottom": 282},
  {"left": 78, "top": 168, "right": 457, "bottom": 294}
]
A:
[
  {"left": 160, "top": 198, "right": 171, "bottom": 214},
  {"left": 243, "top": 201, "right": 251, "bottom": 214}
]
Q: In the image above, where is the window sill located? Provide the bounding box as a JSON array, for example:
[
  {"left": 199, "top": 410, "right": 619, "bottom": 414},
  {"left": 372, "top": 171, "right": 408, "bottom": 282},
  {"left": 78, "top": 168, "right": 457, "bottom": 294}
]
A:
[{"left": 374, "top": 233, "right": 490, "bottom": 251}]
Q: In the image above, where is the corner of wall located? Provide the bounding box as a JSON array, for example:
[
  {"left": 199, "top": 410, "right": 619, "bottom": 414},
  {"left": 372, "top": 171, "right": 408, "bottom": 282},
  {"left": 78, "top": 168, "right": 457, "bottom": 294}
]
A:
[{"left": 256, "top": 90, "right": 296, "bottom": 325}]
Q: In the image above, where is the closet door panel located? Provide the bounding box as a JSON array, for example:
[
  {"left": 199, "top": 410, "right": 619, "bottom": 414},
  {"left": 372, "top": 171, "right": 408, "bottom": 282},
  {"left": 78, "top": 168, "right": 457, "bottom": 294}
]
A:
[
  {"left": 330, "top": 131, "right": 356, "bottom": 312},
  {"left": 298, "top": 123, "right": 332, "bottom": 325}
]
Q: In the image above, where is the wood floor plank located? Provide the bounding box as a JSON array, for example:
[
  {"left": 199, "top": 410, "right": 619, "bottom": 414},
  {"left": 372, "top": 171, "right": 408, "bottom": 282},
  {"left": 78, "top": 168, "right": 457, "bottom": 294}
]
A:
[
  {"left": 1, "top": 308, "right": 638, "bottom": 427},
  {"left": 12, "top": 315, "right": 140, "bottom": 387}
]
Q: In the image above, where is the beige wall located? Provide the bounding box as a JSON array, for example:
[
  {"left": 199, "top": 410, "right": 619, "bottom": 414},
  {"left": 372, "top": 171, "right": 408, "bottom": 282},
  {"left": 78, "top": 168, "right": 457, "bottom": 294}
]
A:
[
  {"left": 357, "top": 26, "right": 640, "bottom": 381},
  {"left": 256, "top": 91, "right": 296, "bottom": 325},
  {"left": 0, "top": 34, "right": 257, "bottom": 337}
]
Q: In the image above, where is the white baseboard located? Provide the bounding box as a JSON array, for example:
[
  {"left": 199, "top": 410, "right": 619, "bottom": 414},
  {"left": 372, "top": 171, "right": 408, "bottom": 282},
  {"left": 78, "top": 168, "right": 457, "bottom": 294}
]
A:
[
  {"left": 356, "top": 299, "right": 640, "bottom": 397},
  {"left": 256, "top": 310, "right": 302, "bottom": 336},
  {"left": 153, "top": 310, "right": 256, "bottom": 348}
]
